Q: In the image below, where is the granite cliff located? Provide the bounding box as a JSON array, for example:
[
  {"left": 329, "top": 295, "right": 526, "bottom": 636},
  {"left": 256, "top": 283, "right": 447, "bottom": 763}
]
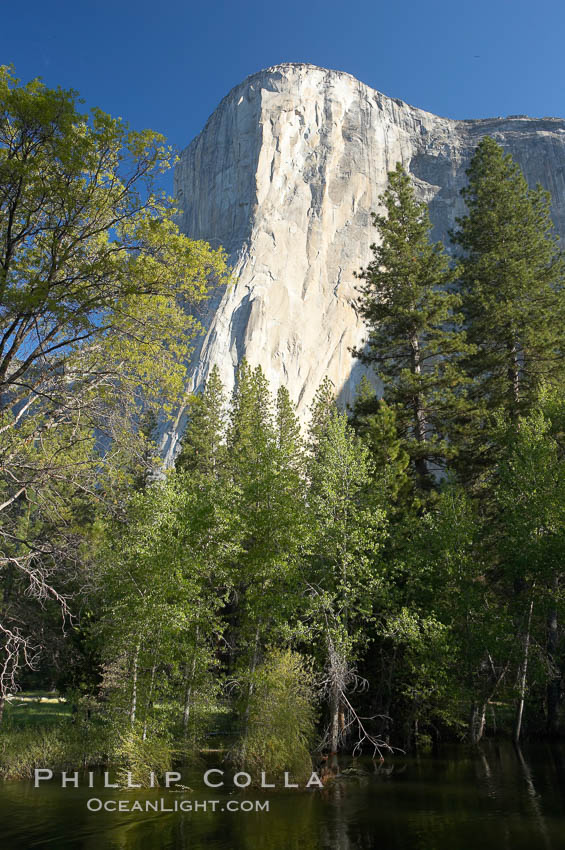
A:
[{"left": 162, "top": 63, "right": 565, "bottom": 463}]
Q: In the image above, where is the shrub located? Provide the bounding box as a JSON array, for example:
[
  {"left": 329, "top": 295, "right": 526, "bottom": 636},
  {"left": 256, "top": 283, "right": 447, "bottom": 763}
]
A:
[
  {"left": 232, "top": 649, "right": 317, "bottom": 783},
  {"left": 115, "top": 727, "right": 174, "bottom": 787}
]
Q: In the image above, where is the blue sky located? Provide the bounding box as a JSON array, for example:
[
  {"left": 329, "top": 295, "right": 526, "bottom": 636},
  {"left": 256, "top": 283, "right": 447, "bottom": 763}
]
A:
[{"left": 2, "top": 0, "right": 564, "bottom": 193}]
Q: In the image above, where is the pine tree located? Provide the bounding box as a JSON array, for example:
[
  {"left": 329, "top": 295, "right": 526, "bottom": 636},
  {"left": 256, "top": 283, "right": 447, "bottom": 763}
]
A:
[
  {"left": 354, "top": 164, "right": 468, "bottom": 491},
  {"left": 451, "top": 137, "right": 565, "bottom": 477},
  {"left": 174, "top": 366, "right": 238, "bottom": 731},
  {"left": 306, "top": 393, "right": 387, "bottom": 754},
  {"left": 308, "top": 377, "right": 337, "bottom": 453},
  {"left": 349, "top": 376, "right": 411, "bottom": 507},
  {"left": 226, "top": 364, "right": 308, "bottom": 719},
  {"left": 175, "top": 365, "right": 227, "bottom": 478},
  {"left": 275, "top": 385, "right": 305, "bottom": 475}
]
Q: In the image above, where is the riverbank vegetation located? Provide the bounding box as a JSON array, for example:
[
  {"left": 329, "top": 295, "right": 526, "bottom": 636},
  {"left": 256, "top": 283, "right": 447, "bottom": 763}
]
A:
[{"left": 1, "top": 69, "right": 565, "bottom": 783}]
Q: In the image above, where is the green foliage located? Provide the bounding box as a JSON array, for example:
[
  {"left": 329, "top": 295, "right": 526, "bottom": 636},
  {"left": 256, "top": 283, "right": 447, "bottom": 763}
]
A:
[
  {"left": 354, "top": 163, "right": 470, "bottom": 490},
  {"left": 380, "top": 608, "right": 459, "bottom": 743},
  {"left": 176, "top": 365, "right": 228, "bottom": 477},
  {"left": 307, "top": 397, "right": 387, "bottom": 628},
  {"left": 0, "top": 65, "right": 229, "bottom": 700},
  {"left": 490, "top": 413, "right": 565, "bottom": 693},
  {"left": 0, "top": 63, "right": 229, "bottom": 454},
  {"left": 491, "top": 411, "right": 565, "bottom": 583},
  {"left": 226, "top": 362, "right": 308, "bottom": 663},
  {"left": 349, "top": 376, "right": 411, "bottom": 507},
  {"left": 306, "top": 391, "right": 389, "bottom": 751},
  {"left": 233, "top": 649, "right": 317, "bottom": 781},
  {"left": 115, "top": 729, "right": 173, "bottom": 788},
  {"left": 451, "top": 136, "right": 565, "bottom": 481},
  {"left": 7, "top": 128, "right": 565, "bottom": 763},
  {"left": 95, "top": 476, "right": 231, "bottom": 745}
]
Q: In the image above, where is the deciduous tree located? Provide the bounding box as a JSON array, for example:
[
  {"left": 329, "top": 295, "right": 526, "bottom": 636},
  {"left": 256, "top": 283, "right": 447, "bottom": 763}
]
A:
[{"left": 0, "top": 66, "right": 229, "bottom": 706}]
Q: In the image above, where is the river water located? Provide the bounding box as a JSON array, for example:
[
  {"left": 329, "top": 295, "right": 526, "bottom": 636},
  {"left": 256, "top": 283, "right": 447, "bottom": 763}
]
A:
[{"left": 1, "top": 743, "right": 565, "bottom": 849}]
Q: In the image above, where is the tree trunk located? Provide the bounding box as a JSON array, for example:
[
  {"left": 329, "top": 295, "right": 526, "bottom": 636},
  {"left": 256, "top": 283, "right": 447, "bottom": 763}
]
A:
[
  {"left": 508, "top": 338, "right": 521, "bottom": 418},
  {"left": 130, "top": 642, "right": 140, "bottom": 727},
  {"left": 329, "top": 680, "right": 340, "bottom": 754},
  {"left": 182, "top": 627, "right": 199, "bottom": 738},
  {"left": 470, "top": 700, "right": 487, "bottom": 745},
  {"left": 410, "top": 333, "right": 429, "bottom": 487},
  {"left": 242, "top": 622, "right": 261, "bottom": 746},
  {"left": 338, "top": 704, "right": 346, "bottom": 737},
  {"left": 0, "top": 696, "right": 4, "bottom": 726},
  {"left": 547, "top": 578, "right": 561, "bottom": 736},
  {"left": 514, "top": 592, "right": 535, "bottom": 743},
  {"left": 142, "top": 659, "right": 157, "bottom": 742}
]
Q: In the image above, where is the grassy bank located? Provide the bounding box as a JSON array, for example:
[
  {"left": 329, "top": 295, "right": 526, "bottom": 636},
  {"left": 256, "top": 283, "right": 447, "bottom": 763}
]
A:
[
  {"left": 4, "top": 692, "right": 71, "bottom": 726},
  {"left": 0, "top": 692, "right": 109, "bottom": 780},
  {"left": 0, "top": 692, "right": 229, "bottom": 783}
]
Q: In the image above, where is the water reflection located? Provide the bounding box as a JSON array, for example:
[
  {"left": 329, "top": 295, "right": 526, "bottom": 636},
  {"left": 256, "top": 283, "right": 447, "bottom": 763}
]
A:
[{"left": 1, "top": 743, "right": 565, "bottom": 850}]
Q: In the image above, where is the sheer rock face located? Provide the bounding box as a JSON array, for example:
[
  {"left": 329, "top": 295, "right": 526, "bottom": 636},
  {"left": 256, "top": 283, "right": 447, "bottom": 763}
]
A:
[{"left": 164, "top": 62, "right": 565, "bottom": 463}]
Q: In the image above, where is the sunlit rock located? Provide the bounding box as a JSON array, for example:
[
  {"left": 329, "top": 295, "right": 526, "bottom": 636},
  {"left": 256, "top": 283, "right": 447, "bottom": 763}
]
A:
[{"left": 163, "top": 63, "right": 565, "bottom": 463}]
